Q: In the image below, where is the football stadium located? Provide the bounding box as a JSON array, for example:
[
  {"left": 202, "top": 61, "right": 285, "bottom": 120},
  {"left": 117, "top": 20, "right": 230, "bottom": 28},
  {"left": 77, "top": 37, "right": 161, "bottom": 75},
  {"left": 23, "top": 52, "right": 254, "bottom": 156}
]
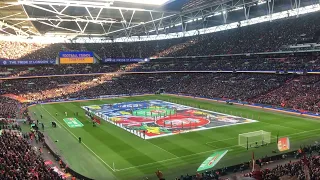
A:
[{"left": 1, "top": 0, "right": 320, "bottom": 179}]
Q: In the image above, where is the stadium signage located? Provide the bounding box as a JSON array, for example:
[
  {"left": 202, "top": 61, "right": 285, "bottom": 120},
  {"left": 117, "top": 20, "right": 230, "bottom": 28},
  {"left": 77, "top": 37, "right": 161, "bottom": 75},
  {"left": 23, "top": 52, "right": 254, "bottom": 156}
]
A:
[
  {"left": 103, "top": 58, "right": 149, "bottom": 63},
  {"left": 63, "top": 118, "right": 84, "bottom": 128},
  {"left": 0, "top": 60, "right": 56, "bottom": 66},
  {"left": 59, "top": 52, "right": 94, "bottom": 64},
  {"left": 197, "top": 150, "right": 228, "bottom": 171}
]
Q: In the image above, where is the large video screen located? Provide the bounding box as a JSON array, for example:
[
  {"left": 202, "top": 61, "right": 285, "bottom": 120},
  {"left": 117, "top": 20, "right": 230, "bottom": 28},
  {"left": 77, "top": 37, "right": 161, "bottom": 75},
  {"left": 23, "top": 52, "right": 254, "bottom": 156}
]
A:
[{"left": 59, "top": 52, "right": 94, "bottom": 64}]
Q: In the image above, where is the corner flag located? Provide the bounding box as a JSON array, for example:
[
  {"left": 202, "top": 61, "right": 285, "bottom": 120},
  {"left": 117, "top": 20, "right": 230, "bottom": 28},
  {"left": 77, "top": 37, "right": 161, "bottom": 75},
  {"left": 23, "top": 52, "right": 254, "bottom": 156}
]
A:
[{"left": 252, "top": 151, "right": 255, "bottom": 171}]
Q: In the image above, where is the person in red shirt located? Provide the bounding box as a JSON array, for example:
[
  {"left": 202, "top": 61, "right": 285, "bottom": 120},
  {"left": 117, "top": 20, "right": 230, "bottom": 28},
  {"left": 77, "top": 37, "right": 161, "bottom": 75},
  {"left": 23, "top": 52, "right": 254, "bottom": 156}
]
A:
[
  {"left": 196, "top": 172, "right": 202, "bottom": 180},
  {"left": 155, "top": 169, "right": 163, "bottom": 179}
]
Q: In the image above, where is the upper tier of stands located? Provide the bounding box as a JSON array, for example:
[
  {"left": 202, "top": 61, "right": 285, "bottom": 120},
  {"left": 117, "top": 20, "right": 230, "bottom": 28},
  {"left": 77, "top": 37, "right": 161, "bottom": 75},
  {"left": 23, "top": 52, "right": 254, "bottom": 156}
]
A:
[
  {"left": 0, "top": 12, "right": 320, "bottom": 60},
  {"left": 0, "top": 53, "right": 319, "bottom": 78}
]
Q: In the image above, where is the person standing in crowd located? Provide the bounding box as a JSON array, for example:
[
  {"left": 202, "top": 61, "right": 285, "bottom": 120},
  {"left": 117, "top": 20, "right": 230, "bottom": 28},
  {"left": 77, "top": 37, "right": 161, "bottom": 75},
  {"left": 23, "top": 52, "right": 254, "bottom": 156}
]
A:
[{"left": 155, "top": 169, "right": 163, "bottom": 180}]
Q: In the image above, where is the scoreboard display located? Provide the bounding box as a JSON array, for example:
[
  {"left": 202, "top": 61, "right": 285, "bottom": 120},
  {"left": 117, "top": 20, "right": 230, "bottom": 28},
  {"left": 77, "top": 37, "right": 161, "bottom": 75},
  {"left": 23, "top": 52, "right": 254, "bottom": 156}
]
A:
[{"left": 59, "top": 52, "right": 94, "bottom": 64}]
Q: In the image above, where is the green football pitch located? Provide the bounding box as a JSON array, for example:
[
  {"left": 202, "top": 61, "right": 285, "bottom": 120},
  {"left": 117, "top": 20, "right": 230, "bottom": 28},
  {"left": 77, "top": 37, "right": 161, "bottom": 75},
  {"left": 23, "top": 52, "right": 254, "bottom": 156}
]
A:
[{"left": 27, "top": 94, "right": 320, "bottom": 180}]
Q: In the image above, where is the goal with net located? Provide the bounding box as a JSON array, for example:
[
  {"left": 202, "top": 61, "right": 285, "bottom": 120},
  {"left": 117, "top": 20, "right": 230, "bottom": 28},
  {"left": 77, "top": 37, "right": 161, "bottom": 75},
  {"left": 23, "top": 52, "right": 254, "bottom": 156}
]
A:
[{"left": 238, "top": 130, "right": 271, "bottom": 149}]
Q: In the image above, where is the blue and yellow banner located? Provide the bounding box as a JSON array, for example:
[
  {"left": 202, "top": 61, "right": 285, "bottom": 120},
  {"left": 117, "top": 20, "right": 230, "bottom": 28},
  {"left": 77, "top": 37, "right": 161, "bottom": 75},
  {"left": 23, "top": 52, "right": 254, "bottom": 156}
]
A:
[{"left": 59, "top": 52, "right": 94, "bottom": 64}]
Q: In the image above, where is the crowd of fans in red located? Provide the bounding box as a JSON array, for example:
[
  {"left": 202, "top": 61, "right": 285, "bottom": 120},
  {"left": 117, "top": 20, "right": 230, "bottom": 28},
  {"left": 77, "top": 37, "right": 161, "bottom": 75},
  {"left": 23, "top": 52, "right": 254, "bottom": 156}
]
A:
[
  {"left": 241, "top": 145, "right": 320, "bottom": 180},
  {"left": 0, "top": 97, "right": 20, "bottom": 118},
  {"left": 254, "top": 75, "right": 320, "bottom": 112},
  {"left": 0, "top": 119, "right": 64, "bottom": 180}
]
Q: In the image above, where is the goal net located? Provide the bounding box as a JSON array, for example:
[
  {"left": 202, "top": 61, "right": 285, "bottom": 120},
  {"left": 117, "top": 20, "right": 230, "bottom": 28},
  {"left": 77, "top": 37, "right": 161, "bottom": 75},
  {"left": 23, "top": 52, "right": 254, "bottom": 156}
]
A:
[{"left": 238, "top": 130, "right": 271, "bottom": 148}]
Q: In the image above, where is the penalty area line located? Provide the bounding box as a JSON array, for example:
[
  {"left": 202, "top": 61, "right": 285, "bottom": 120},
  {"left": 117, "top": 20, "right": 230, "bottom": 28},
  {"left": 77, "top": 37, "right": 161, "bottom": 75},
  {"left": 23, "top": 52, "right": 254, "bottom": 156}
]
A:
[
  {"left": 41, "top": 106, "right": 117, "bottom": 173},
  {"left": 146, "top": 140, "right": 179, "bottom": 158},
  {"left": 205, "top": 137, "right": 238, "bottom": 147}
]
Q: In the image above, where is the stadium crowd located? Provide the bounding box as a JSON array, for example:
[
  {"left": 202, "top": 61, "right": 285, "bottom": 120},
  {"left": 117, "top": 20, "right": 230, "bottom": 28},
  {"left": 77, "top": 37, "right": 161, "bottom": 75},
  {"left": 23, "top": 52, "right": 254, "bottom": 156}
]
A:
[
  {"left": 1, "top": 12, "right": 320, "bottom": 60},
  {"left": 128, "top": 55, "right": 320, "bottom": 72},
  {"left": 0, "top": 129, "right": 64, "bottom": 180},
  {"left": 241, "top": 144, "right": 320, "bottom": 180},
  {"left": 0, "top": 97, "right": 20, "bottom": 118},
  {"left": 254, "top": 75, "right": 320, "bottom": 112},
  {"left": 0, "top": 53, "right": 320, "bottom": 78},
  {"left": 258, "top": 156, "right": 320, "bottom": 180},
  {"left": 0, "top": 64, "right": 124, "bottom": 78},
  {"left": 0, "top": 118, "right": 21, "bottom": 130},
  {"left": 0, "top": 73, "right": 291, "bottom": 102},
  {"left": 1, "top": 72, "right": 320, "bottom": 113}
]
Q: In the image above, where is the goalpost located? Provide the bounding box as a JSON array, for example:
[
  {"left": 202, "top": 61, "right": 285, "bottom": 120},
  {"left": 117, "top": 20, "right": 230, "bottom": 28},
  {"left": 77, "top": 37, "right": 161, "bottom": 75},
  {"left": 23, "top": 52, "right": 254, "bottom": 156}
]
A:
[{"left": 238, "top": 130, "right": 271, "bottom": 149}]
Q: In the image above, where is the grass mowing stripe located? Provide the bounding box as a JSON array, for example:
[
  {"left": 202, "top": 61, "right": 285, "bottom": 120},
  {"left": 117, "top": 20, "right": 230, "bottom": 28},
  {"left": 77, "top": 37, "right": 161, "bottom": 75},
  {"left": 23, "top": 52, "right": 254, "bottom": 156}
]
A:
[
  {"left": 41, "top": 105, "right": 117, "bottom": 173},
  {"left": 115, "top": 128, "right": 320, "bottom": 171},
  {"left": 259, "top": 120, "right": 303, "bottom": 132},
  {"left": 146, "top": 140, "right": 179, "bottom": 158},
  {"left": 205, "top": 137, "right": 238, "bottom": 146}
]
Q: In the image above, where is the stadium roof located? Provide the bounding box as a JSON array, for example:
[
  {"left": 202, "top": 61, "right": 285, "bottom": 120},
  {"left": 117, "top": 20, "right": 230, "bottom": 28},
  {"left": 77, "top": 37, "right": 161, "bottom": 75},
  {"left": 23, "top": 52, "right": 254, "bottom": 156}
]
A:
[{"left": 0, "top": 0, "right": 316, "bottom": 40}]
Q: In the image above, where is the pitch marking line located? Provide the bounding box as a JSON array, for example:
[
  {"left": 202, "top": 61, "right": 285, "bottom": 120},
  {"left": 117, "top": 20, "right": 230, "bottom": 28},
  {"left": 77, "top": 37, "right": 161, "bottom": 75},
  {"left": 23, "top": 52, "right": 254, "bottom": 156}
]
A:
[
  {"left": 115, "top": 128, "right": 320, "bottom": 172},
  {"left": 40, "top": 104, "right": 61, "bottom": 128},
  {"left": 260, "top": 121, "right": 302, "bottom": 132},
  {"left": 205, "top": 137, "right": 237, "bottom": 147},
  {"left": 146, "top": 141, "right": 179, "bottom": 158},
  {"left": 205, "top": 143, "right": 218, "bottom": 149},
  {"left": 41, "top": 106, "right": 117, "bottom": 173}
]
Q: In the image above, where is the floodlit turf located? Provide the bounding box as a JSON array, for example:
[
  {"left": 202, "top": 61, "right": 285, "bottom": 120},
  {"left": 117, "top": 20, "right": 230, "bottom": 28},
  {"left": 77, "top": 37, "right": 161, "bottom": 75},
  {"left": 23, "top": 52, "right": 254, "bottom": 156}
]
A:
[{"left": 28, "top": 94, "right": 320, "bottom": 180}]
